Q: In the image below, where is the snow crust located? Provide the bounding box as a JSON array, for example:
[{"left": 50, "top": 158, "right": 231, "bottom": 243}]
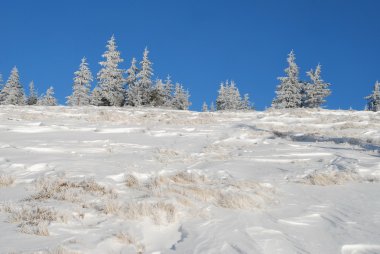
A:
[{"left": 0, "top": 106, "right": 379, "bottom": 253}]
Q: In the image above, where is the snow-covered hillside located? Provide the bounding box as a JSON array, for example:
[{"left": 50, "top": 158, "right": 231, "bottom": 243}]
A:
[{"left": 0, "top": 106, "right": 379, "bottom": 254}]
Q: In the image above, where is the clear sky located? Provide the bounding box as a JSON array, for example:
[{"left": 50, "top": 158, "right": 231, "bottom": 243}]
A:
[{"left": 1, "top": 0, "right": 379, "bottom": 110}]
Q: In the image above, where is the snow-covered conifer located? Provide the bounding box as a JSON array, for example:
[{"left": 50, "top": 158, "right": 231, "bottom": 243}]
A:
[
  {"left": 0, "top": 74, "right": 3, "bottom": 100},
  {"left": 172, "top": 83, "right": 191, "bottom": 110},
  {"left": 90, "top": 87, "right": 105, "bottom": 106},
  {"left": 97, "top": 35, "right": 125, "bottom": 106},
  {"left": 0, "top": 67, "right": 25, "bottom": 105},
  {"left": 241, "top": 93, "right": 253, "bottom": 110},
  {"left": 38, "top": 86, "right": 57, "bottom": 106},
  {"left": 365, "top": 81, "right": 380, "bottom": 112},
  {"left": 136, "top": 47, "right": 154, "bottom": 105},
  {"left": 210, "top": 102, "right": 215, "bottom": 112},
  {"left": 67, "top": 57, "right": 93, "bottom": 106},
  {"left": 272, "top": 50, "right": 303, "bottom": 109},
  {"left": 216, "top": 82, "right": 227, "bottom": 110},
  {"left": 216, "top": 80, "right": 243, "bottom": 110},
  {"left": 163, "top": 75, "right": 174, "bottom": 107},
  {"left": 125, "top": 58, "right": 141, "bottom": 106},
  {"left": 202, "top": 102, "right": 208, "bottom": 112},
  {"left": 303, "top": 64, "right": 331, "bottom": 108},
  {"left": 150, "top": 79, "right": 166, "bottom": 107},
  {"left": 27, "top": 81, "right": 38, "bottom": 105}
]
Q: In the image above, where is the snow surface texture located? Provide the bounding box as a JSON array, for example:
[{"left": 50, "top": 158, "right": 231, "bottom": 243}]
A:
[{"left": 0, "top": 106, "right": 379, "bottom": 254}]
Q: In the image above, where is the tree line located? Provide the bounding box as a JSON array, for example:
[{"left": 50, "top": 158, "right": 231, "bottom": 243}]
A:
[
  {"left": 68, "top": 35, "right": 191, "bottom": 110},
  {"left": 0, "top": 39, "right": 379, "bottom": 112}
]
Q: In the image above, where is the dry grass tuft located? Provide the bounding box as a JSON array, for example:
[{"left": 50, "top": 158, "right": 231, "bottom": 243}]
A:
[
  {"left": 124, "top": 174, "right": 139, "bottom": 188},
  {"left": 0, "top": 173, "right": 14, "bottom": 187},
  {"left": 28, "top": 176, "right": 116, "bottom": 203},
  {"left": 296, "top": 169, "right": 378, "bottom": 186},
  {"left": 6, "top": 204, "right": 67, "bottom": 236},
  {"left": 47, "top": 245, "right": 82, "bottom": 254},
  {"left": 122, "top": 201, "right": 177, "bottom": 225},
  {"left": 124, "top": 170, "right": 275, "bottom": 216},
  {"left": 115, "top": 231, "right": 146, "bottom": 253}
]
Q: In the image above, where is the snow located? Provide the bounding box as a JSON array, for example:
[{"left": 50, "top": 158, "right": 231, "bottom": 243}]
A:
[{"left": 0, "top": 106, "right": 379, "bottom": 253}]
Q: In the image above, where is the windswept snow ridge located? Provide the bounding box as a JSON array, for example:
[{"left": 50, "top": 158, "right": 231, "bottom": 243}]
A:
[{"left": 0, "top": 106, "right": 379, "bottom": 253}]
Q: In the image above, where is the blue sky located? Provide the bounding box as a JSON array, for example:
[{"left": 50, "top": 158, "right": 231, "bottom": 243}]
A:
[{"left": 0, "top": 0, "right": 379, "bottom": 110}]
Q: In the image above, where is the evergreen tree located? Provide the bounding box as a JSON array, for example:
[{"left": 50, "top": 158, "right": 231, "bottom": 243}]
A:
[
  {"left": 163, "top": 75, "right": 174, "bottom": 107},
  {"left": 0, "top": 74, "right": 3, "bottom": 100},
  {"left": 97, "top": 35, "right": 126, "bottom": 106},
  {"left": 90, "top": 87, "right": 105, "bottom": 106},
  {"left": 202, "top": 102, "right": 208, "bottom": 112},
  {"left": 125, "top": 58, "right": 141, "bottom": 106},
  {"left": 38, "top": 86, "right": 57, "bottom": 106},
  {"left": 150, "top": 75, "right": 174, "bottom": 108},
  {"left": 216, "top": 80, "right": 244, "bottom": 110},
  {"left": 241, "top": 93, "right": 253, "bottom": 110},
  {"left": 303, "top": 64, "right": 331, "bottom": 108},
  {"left": 27, "top": 81, "right": 38, "bottom": 105},
  {"left": 67, "top": 57, "right": 93, "bottom": 106},
  {"left": 172, "top": 83, "right": 191, "bottom": 110},
  {"left": 272, "top": 50, "right": 303, "bottom": 108},
  {"left": 210, "top": 102, "right": 215, "bottom": 112},
  {"left": 365, "top": 81, "right": 380, "bottom": 112},
  {"left": 0, "top": 66, "right": 25, "bottom": 105},
  {"left": 136, "top": 47, "right": 154, "bottom": 105},
  {"left": 0, "top": 74, "right": 5, "bottom": 103},
  {"left": 150, "top": 79, "right": 166, "bottom": 107}
]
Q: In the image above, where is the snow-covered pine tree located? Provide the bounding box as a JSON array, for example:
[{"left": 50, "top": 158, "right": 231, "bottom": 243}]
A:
[
  {"left": 38, "top": 86, "right": 57, "bottom": 106},
  {"left": 241, "top": 93, "right": 253, "bottom": 110},
  {"left": 216, "top": 82, "right": 227, "bottom": 110},
  {"left": 90, "top": 87, "right": 105, "bottom": 106},
  {"left": 97, "top": 35, "right": 126, "bottom": 106},
  {"left": 67, "top": 57, "right": 93, "bottom": 106},
  {"left": 125, "top": 57, "right": 141, "bottom": 106},
  {"left": 0, "top": 74, "right": 3, "bottom": 101},
  {"left": 150, "top": 79, "right": 166, "bottom": 107},
  {"left": 0, "top": 75, "right": 4, "bottom": 103},
  {"left": 172, "top": 83, "right": 191, "bottom": 110},
  {"left": 365, "top": 81, "right": 380, "bottom": 112},
  {"left": 136, "top": 47, "right": 154, "bottom": 106},
  {"left": 303, "top": 64, "right": 331, "bottom": 108},
  {"left": 0, "top": 66, "right": 25, "bottom": 105},
  {"left": 163, "top": 75, "right": 174, "bottom": 107},
  {"left": 216, "top": 80, "right": 243, "bottom": 110},
  {"left": 202, "top": 102, "right": 208, "bottom": 112},
  {"left": 27, "top": 81, "right": 38, "bottom": 105},
  {"left": 210, "top": 102, "right": 215, "bottom": 112},
  {"left": 150, "top": 75, "right": 174, "bottom": 108},
  {"left": 272, "top": 50, "right": 303, "bottom": 109}
]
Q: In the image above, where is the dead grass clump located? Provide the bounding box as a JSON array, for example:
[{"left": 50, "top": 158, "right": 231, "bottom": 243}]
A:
[
  {"left": 29, "top": 176, "right": 116, "bottom": 202},
  {"left": 217, "top": 192, "right": 260, "bottom": 209},
  {"left": 123, "top": 201, "right": 177, "bottom": 225},
  {"left": 125, "top": 170, "right": 275, "bottom": 214},
  {"left": 48, "top": 245, "right": 82, "bottom": 254},
  {"left": 115, "top": 231, "right": 146, "bottom": 253},
  {"left": 169, "top": 171, "right": 206, "bottom": 184},
  {"left": 124, "top": 174, "right": 139, "bottom": 188},
  {"left": 299, "top": 170, "right": 362, "bottom": 186},
  {"left": 0, "top": 173, "right": 14, "bottom": 187},
  {"left": 101, "top": 200, "right": 122, "bottom": 215},
  {"left": 154, "top": 148, "right": 182, "bottom": 164},
  {"left": 7, "top": 204, "right": 67, "bottom": 236},
  {"left": 168, "top": 185, "right": 217, "bottom": 203}
]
